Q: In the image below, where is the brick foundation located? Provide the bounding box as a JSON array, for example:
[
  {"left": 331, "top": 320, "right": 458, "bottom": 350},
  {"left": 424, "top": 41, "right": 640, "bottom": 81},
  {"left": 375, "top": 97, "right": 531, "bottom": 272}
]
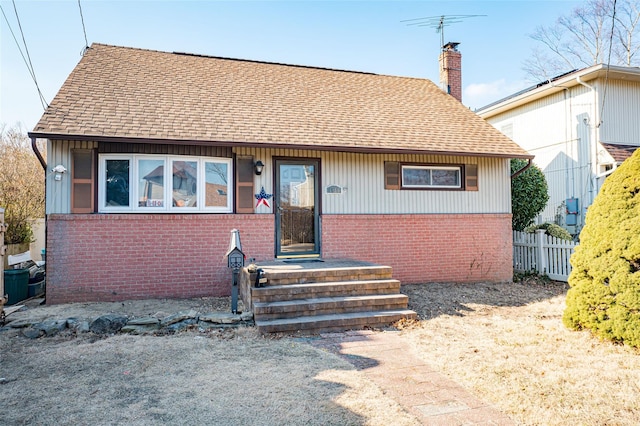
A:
[
  {"left": 46, "top": 213, "right": 512, "bottom": 304},
  {"left": 321, "top": 214, "right": 513, "bottom": 284},
  {"left": 46, "top": 214, "right": 274, "bottom": 304}
]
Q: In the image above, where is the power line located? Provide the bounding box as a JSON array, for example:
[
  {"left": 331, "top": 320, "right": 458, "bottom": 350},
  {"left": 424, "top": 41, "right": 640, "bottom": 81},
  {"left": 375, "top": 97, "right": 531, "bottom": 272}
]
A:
[
  {"left": 78, "top": 0, "right": 89, "bottom": 55},
  {"left": 599, "top": 0, "right": 618, "bottom": 127},
  {"left": 0, "top": 2, "right": 49, "bottom": 110}
]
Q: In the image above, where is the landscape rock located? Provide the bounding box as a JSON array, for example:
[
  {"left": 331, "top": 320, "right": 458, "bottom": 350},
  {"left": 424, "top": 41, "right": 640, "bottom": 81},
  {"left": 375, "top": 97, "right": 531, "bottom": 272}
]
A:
[
  {"left": 166, "top": 318, "right": 197, "bottom": 333},
  {"left": 8, "top": 319, "right": 37, "bottom": 328},
  {"left": 37, "top": 320, "right": 68, "bottom": 336},
  {"left": 22, "top": 327, "right": 44, "bottom": 339},
  {"left": 160, "top": 310, "right": 198, "bottom": 326},
  {"left": 127, "top": 316, "right": 161, "bottom": 326},
  {"left": 121, "top": 324, "right": 158, "bottom": 335},
  {"left": 89, "top": 314, "right": 128, "bottom": 334},
  {"left": 240, "top": 311, "right": 254, "bottom": 322},
  {"left": 199, "top": 312, "right": 240, "bottom": 324}
]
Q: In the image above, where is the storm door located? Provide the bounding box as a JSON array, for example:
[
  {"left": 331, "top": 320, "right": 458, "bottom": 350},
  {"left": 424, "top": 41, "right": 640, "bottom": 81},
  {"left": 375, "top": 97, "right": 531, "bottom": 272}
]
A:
[{"left": 275, "top": 159, "right": 320, "bottom": 257}]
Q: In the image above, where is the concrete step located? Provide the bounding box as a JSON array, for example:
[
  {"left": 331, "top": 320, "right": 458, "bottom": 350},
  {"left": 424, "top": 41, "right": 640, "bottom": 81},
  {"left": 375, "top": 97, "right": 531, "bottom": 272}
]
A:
[
  {"left": 255, "top": 309, "right": 418, "bottom": 334},
  {"left": 263, "top": 265, "right": 393, "bottom": 286},
  {"left": 251, "top": 279, "right": 402, "bottom": 303},
  {"left": 254, "top": 294, "right": 409, "bottom": 320}
]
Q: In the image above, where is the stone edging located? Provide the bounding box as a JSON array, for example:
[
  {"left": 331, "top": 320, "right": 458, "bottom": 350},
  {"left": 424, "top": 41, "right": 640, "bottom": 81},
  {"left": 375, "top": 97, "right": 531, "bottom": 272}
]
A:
[{"left": 2, "top": 310, "right": 254, "bottom": 339}]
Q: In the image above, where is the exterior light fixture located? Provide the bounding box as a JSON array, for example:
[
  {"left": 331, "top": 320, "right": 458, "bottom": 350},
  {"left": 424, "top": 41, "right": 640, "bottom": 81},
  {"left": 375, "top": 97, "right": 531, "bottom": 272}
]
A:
[
  {"left": 52, "top": 164, "right": 67, "bottom": 181},
  {"left": 254, "top": 160, "right": 264, "bottom": 175}
]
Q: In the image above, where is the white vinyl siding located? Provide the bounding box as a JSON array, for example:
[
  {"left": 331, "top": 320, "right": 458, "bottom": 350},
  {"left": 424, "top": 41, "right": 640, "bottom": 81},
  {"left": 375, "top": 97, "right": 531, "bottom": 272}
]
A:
[
  {"left": 48, "top": 141, "right": 511, "bottom": 215},
  {"left": 234, "top": 147, "right": 511, "bottom": 214}
]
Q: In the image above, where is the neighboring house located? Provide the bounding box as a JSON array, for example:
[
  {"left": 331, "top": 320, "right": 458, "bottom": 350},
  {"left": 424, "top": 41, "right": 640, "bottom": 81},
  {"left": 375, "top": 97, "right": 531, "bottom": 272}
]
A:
[
  {"left": 477, "top": 65, "right": 640, "bottom": 234},
  {"left": 29, "top": 43, "right": 531, "bottom": 304}
]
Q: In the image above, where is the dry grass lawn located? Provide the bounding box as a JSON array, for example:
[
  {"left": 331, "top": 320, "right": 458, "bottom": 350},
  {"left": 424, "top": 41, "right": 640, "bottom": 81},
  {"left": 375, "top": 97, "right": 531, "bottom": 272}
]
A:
[
  {"left": 1, "top": 322, "right": 418, "bottom": 425},
  {"left": 3, "top": 279, "right": 640, "bottom": 425},
  {"left": 401, "top": 280, "right": 640, "bottom": 425}
]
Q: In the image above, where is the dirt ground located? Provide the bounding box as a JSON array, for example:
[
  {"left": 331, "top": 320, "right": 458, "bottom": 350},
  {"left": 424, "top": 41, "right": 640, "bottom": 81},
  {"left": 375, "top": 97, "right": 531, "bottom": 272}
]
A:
[{"left": 2, "top": 279, "right": 640, "bottom": 425}]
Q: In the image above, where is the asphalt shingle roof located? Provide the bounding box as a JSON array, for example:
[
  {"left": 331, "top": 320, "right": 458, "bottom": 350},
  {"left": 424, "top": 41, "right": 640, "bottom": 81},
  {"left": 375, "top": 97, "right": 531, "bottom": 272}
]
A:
[
  {"left": 32, "top": 43, "right": 530, "bottom": 158},
  {"left": 602, "top": 143, "right": 639, "bottom": 163}
]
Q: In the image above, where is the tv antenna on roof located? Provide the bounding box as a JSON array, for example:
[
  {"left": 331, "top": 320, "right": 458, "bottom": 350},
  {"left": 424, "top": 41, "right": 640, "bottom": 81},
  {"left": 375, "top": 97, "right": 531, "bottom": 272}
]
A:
[{"left": 401, "top": 15, "right": 486, "bottom": 49}]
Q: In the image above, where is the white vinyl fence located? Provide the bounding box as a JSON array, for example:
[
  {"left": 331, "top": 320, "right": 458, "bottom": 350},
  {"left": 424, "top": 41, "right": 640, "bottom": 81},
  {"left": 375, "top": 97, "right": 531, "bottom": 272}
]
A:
[{"left": 513, "top": 230, "right": 578, "bottom": 282}]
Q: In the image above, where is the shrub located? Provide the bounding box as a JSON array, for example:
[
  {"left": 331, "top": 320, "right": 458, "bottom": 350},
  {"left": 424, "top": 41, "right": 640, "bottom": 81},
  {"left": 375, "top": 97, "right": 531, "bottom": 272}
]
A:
[
  {"left": 563, "top": 149, "right": 640, "bottom": 347},
  {"left": 511, "top": 159, "right": 549, "bottom": 231},
  {"left": 525, "top": 222, "right": 573, "bottom": 241}
]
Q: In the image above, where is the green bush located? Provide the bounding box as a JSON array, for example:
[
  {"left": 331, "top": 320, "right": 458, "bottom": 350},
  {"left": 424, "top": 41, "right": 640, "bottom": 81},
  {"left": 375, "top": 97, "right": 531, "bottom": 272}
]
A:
[
  {"left": 525, "top": 222, "right": 573, "bottom": 241},
  {"left": 563, "top": 150, "right": 640, "bottom": 347},
  {"left": 511, "top": 159, "right": 549, "bottom": 231}
]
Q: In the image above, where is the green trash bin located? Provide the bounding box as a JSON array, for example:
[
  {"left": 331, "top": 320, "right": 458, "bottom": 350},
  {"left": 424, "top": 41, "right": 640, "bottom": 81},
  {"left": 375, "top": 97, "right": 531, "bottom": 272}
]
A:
[{"left": 4, "top": 269, "right": 29, "bottom": 305}]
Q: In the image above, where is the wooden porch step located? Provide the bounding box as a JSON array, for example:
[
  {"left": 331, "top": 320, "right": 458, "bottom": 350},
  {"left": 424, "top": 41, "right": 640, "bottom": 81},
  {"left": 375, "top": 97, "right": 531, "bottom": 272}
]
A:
[
  {"left": 255, "top": 309, "right": 417, "bottom": 334},
  {"left": 254, "top": 294, "right": 409, "bottom": 320},
  {"left": 263, "top": 265, "right": 393, "bottom": 286},
  {"left": 251, "top": 279, "right": 402, "bottom": 303}
]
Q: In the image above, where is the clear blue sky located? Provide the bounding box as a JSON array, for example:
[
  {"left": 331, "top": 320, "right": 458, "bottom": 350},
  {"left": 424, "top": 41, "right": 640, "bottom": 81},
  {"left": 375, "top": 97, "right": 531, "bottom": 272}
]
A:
[{"left": 1, "top": 0, "right": 581, "bottom": 131}]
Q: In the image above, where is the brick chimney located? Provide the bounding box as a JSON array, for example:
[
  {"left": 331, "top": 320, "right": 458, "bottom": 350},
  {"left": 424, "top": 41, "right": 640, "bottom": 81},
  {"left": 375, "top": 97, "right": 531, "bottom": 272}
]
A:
[{"left": 439, "top": 42, "right": 462, "bottom": 102}]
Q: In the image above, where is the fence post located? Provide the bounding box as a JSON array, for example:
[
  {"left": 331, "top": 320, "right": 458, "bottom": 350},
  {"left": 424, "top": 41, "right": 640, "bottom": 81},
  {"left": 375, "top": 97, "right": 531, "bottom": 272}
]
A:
[{"left": 535, "top": 229, "right": 546, "bottom": 275}]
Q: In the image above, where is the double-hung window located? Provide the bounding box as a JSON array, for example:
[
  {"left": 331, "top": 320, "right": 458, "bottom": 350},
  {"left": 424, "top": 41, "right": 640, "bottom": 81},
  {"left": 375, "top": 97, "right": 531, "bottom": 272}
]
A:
[{"left": 99, "top": 154, "right": 233, "bottom": 212}]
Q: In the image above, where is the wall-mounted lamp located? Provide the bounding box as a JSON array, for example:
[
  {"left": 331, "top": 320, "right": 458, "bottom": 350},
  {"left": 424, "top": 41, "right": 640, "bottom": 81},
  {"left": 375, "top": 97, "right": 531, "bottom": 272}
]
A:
[
  {"left": 254, "top": 160, "right": 264, "bottom": 176},
  {"left": 52, "top": 164, "right": 67, "bottom": 181}
]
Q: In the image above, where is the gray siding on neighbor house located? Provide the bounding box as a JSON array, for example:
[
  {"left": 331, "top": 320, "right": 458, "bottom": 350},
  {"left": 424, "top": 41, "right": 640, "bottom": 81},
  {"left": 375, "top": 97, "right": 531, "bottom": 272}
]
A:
[
  {"left": 599, "top": 79, "right": 640, "bottom": 146},
  {"left": 485, "top": 84, "right": 595, "bottom": 227}
]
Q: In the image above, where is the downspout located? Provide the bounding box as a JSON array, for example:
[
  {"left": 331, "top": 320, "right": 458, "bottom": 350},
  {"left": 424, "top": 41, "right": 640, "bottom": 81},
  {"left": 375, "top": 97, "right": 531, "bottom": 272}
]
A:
[
  {"left": 31, "top": 137, "right": 47, "bottom": 171},
  {"left": 575, "top": 75, "right": 599, "bottom": 209},
  {"left": 510, "top": 158, "right": 532, "bottom": 179}
]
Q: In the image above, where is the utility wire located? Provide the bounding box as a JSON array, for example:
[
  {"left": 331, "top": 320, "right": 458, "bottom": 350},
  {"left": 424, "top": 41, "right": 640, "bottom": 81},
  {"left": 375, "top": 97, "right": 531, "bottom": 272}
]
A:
[
  {"left": 599, "top": 0, "right": 617, "bottom": 127},
  {"left": 78, "top": 0, "right": 89, "bottom": 55},
  {"left": 0, "top": 2, "right": 48, "bottom": 110},
  {"left": 11, "top": 0, "right": 48, "bottom": 109}
]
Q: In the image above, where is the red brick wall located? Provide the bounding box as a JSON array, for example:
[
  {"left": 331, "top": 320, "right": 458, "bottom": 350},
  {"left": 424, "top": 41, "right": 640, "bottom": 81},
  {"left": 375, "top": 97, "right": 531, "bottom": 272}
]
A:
[
  {"left": 321, "top": 214, "right": 513, "bottom": 284},
  {"left": 439, "top": 49, "right": 462, "bottom": 102},
  {"left": 47, "top": 213, "right": 512, "bottom": 303},
  {"left": 46, "top": 214, "right": 274, "bottom": 304}
]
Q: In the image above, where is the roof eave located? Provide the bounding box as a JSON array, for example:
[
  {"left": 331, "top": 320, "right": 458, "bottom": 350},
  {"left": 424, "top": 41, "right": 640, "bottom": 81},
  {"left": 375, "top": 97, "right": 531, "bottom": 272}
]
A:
[
  {"left": 477, "top": 64, "right": 640, "bottom": 119},
  {"left": 28, "top": 131, "right": 533, "bottom": 159}
]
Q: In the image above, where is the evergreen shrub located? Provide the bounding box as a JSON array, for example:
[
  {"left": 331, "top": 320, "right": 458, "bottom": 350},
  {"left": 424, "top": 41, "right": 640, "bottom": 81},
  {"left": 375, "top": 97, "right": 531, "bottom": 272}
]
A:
[
  {"left": 563, "top": 150, "right": 640, "bottom": 347},
  {"left": 525, "top": 222, "right": 573, "bottom": 241}
]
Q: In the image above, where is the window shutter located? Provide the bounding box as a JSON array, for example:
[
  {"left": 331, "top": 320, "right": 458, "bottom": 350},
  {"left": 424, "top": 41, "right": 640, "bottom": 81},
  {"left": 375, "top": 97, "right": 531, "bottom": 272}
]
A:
[
  {"left": 465, "top": 164, "right": 478, "bottom": 191},
  {"left": 235, "top": 156, "right": 254, "bottom": 213},
  {"left": 384, "top": 161, "right": 400, "bottom": 190},
  {"left": 71, "top": 150, "right": 95, "bottom": 213}
]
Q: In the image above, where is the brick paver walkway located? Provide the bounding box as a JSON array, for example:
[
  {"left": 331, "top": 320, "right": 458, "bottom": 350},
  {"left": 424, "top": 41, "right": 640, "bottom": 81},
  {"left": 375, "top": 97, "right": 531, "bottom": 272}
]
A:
[{"left": 306, "top": 330, "right": 514, "bottom": 426}]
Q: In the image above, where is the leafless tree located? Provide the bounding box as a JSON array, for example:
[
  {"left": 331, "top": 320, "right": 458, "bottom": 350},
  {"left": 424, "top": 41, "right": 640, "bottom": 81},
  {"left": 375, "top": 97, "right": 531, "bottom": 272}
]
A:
[
  {"left": 0, "top": 125, "right": 46, "bottom": 244},
  {"left": 523, "top": 0, "right": 640, "bottom": 82}
]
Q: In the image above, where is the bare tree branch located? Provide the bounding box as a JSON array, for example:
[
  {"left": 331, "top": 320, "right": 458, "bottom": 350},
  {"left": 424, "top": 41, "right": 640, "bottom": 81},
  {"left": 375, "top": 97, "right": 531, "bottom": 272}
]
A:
[{"left": 524, "top": 0, "right": 640, "bottom": 81}]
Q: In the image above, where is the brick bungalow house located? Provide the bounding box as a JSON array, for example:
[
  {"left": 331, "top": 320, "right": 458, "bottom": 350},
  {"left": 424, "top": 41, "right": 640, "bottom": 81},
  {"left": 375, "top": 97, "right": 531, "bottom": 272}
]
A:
[{"left": 30, "top": 43, "right": 531, "bottom": 304}]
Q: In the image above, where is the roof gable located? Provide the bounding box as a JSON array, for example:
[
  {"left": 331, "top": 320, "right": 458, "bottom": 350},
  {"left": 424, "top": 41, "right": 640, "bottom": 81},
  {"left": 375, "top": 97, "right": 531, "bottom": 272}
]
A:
[{"left": 32, "top": 43, "right": 530, "bottom": 158}]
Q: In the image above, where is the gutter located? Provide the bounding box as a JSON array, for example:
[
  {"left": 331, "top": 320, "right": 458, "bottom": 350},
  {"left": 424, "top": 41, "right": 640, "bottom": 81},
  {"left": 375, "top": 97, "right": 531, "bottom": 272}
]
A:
[
  {"left": 31, "top": 137, "right": 47, "bottom": 171},
  {"left": 510, "top": 158, "right": 532, "bottom": 179}
]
